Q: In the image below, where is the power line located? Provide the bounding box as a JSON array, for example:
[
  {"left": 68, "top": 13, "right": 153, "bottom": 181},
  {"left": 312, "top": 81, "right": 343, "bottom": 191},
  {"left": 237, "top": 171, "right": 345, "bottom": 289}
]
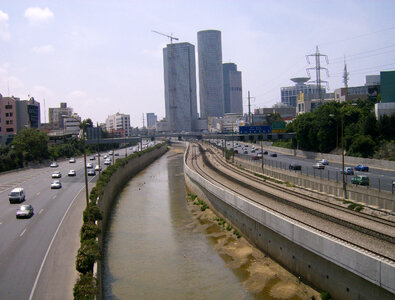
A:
[
  {"left": 331, "top": 43, "right": 395, "bottom": 62},
  {"left": 330, "top": 49, "right": 395, "bottom": 65}
]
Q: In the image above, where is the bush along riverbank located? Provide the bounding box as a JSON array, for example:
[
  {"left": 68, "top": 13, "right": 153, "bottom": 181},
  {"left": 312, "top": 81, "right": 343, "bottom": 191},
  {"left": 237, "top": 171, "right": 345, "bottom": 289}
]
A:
[{"left": 73, "top": 143, "right": 166, "bottom": 300}]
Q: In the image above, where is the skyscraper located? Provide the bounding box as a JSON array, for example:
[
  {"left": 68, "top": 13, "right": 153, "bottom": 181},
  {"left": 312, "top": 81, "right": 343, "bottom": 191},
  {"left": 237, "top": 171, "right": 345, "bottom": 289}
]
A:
[
  {"left": 197, "top": 30, "right": 224, "bottom": 118},
  {"left": 146, "top": 113, "right": 157, "bottom": 129},
  {"left": 163, "top": 42, "right": 198, "bottom": 132},
  {"left": 223, "top": 63, "right": 243, "bottom": 114}
]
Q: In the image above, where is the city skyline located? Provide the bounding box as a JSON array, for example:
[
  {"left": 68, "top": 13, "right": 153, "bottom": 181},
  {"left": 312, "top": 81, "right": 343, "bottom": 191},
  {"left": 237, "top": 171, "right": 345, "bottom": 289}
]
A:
[{"left": 1, "top": 1, "right": 395, "bottom": 126}]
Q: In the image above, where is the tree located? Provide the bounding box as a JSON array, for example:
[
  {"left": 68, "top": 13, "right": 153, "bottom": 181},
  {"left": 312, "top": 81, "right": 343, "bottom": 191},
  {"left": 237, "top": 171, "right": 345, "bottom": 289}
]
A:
[
  {"left": 347, "top": 135, "right": 376, "bottom": 158},
  {"left": 11, "top": 128, "right": 49, "bottom": 162}
]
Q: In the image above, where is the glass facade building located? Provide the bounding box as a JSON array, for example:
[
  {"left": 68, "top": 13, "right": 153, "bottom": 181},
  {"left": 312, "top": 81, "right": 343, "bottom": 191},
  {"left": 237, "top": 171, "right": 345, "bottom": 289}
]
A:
[
  {"left": 198, "top": 30, "right": 224, "bottom": 118},
  {"left": 163, "top": 42, "right": 198, "bottom": 132},
  {"left": 223, "top": 63, "right": 243, "bottom": 114}
]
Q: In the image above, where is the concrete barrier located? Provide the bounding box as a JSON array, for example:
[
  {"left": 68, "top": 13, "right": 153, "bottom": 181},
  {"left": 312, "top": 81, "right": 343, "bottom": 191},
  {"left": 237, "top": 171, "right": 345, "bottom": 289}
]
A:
[{"left": 184, "top": 145, "right": 395, "bottom": 299}]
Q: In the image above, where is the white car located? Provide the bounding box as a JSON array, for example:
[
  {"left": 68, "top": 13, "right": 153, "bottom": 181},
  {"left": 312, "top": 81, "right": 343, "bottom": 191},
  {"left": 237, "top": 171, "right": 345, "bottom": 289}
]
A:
[
  {"left": 16, "top": 205, "right": 34, "bottom": 219},
  {"left": 69, "top": 158, "right": 76, "bottom": 163},
  {"left": 104, "top": 159, "right": 111, "bottom": 165},
  {"left": 104, "top": 155, "right": 108, "bottom": 159},
  {"left": 86, "top": 163, "right": 93, "bottom": 168},
  {"left": 68, "top": 169, "right": 76, "bottom": 176},
  {"left": 50, "top": 162, "right": 58, "bottom": 168},
  {"left": 52, "top": 171, "right": 62, "bottom": 178},
  {"left": 51, "top": 180, "right": 62, "bottom": 189},
  {"left": 95, "top": 165, "right": 101, "bottom": 171},
  {"left": 89, "top": 156, "right": 95, "bottom": 161},
  {"left": 313, "top": 162, "right": 325, "bottom": 169}
]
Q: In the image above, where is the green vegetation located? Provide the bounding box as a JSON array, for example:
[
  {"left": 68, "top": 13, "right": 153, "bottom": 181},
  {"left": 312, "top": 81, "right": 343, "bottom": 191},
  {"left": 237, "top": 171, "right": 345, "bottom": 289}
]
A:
[
  {"left": 254, "top": 173, "right": 283, "bottom": 184},
  {"left": 73, "top": 142, "right": 166, "bottom": 299},
  {"left": 286, "top": 100, "right": 395, "bottom": 159},
  {"left": 320, "top": 291, "right": 332, "bottom": 300},
  {"left": 343, "top": 200, "right": 364, "bottom": 212},
  {"left": 224, "top": 148, "right": 234, "bottom": 160}
]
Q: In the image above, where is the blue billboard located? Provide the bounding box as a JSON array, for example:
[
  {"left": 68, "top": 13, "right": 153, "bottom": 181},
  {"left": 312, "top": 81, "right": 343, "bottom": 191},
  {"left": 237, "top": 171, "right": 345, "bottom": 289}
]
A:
[{"left": 239, "top": 125, "right": 272, "bottom": 134}]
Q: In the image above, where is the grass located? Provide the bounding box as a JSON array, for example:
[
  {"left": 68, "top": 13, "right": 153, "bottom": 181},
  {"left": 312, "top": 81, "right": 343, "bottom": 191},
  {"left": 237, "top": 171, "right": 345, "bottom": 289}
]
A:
[{"left": 343, "top": 200, "right": 364, "bottom": 212}]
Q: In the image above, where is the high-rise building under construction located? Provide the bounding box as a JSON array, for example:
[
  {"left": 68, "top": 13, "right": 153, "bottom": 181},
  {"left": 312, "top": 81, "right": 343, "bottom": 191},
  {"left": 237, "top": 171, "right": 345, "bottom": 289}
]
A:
[{"left": 163, "top": 42, "right": 198, "bottom": 132}]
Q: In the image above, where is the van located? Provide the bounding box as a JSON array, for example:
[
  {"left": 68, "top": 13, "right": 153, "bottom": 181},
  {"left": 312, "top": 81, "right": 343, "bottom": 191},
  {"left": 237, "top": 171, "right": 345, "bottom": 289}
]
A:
[{"left": 9, "top": 188, "right": 25, "bottom": 204}]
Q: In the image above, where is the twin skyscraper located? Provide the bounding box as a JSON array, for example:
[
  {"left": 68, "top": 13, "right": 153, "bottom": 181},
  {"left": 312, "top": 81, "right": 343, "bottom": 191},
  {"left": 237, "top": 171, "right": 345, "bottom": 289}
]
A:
[{"left": 163, "top": 30, "right": 243, "bottom": 132}]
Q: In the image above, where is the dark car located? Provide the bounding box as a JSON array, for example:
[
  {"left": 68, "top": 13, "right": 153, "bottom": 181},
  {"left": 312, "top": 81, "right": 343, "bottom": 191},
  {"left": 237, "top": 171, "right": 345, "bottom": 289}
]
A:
[
  {"left": 289, "top": 163, "right": 301, "bottom": 171},
  {"left": 88, "top": 169, "right": 96, "bottom": 176},
  {"left": 351, "top": 175, "right": 369, "bottom": 186},
  {"left": 270, "top": 153, "right": 277, "bottom": 157},
  {"left": 16, "top": 205, "right": 34, "bottom": 219},
  {"left": 252, "top": 155, "right": 260, "bottom": 160},
  {"left": 263, "top": 151, "right": 268, "bottom": 155},
  {"left": 355, "top": 164, "right": 369, "bottom": 172}
]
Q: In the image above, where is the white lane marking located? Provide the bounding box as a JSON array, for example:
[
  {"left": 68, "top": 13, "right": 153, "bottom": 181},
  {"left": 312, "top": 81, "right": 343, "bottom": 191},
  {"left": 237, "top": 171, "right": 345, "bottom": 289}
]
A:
[
  {"left": 36, "top": 192, "right": 40, "bottom": 196},
  {"left": 39, "top": 209, "right": 44, "bottom": 214},
  {"left": 52, "top": 195, "right": 57, "bottom": 199},
  {"left": 20, "top": 228, "right": 27, "bottom": 237},
  {"left": 0, "top": 222, "right": 2, "bottom": 225},
  {"left": 28, "top": 181, "right": 92, "bottom": 300}
]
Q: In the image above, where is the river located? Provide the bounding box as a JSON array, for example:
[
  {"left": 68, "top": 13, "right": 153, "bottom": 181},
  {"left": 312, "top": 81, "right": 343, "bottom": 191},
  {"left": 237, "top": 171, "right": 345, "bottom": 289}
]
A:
[{"left": 102, "top": 146, "right": 319, "bottom": 299}]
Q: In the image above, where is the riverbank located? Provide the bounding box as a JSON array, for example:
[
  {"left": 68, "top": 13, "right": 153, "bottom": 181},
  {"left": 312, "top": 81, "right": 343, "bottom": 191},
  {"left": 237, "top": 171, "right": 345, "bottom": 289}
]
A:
[{"left": 185, "top": 193, "right": 321, "bottom": 300}]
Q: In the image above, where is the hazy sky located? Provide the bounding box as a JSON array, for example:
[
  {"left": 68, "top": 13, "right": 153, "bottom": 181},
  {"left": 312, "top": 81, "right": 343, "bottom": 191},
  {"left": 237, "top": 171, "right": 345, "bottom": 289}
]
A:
[{"left": 1, "top": 0, "right": 395, "bottom": 126}]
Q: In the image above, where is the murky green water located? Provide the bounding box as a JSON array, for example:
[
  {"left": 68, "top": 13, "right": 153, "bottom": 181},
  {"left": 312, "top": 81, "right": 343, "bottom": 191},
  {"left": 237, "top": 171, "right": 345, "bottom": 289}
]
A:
[
  {"left": 102, "top": 147, "right": 318, "bottom": 300},
  {"left": 102, "top": 148, "right": 252, "bottom": 299}
]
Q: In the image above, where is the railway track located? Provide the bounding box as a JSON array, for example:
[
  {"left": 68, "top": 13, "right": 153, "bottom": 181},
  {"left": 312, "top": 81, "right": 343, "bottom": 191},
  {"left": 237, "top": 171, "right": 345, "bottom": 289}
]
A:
[
  {"left": 204, "top": 144, "right": 395, "bottom": 230},
  {"left": 186, "top": 143, "right": 395, "bottom": 263}
]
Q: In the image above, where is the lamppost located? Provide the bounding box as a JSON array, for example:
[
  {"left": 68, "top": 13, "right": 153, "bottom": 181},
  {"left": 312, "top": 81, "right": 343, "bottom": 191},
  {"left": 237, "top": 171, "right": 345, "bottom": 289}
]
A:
[{"left": 340, "top": 108, "right": 347, "bottom": 199}]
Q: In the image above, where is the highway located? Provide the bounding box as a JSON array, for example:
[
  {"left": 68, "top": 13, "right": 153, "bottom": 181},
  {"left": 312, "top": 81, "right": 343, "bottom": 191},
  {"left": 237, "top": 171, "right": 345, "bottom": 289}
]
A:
[
  {"left": 0, "top": 144, "right": 140, "bottom": 299},
  {"left": 211, "top": 140, "right": 395, "bottom": 192}
]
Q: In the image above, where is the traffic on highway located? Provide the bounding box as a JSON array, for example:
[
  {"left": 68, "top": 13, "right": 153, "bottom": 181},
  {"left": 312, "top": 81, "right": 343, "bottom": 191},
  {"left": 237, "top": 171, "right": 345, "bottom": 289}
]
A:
[
  {"left": 0, "top": 141, "right": 152, "bottom": 299},
  {"left": 209, "top": 139, "right": 395, "bottom": 192}
]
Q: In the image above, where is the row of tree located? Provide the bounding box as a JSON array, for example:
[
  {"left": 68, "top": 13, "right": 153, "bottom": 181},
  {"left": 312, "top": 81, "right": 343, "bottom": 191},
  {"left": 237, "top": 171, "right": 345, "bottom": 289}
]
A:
[{"left": 285, "top": 99, "right": 395, "bottom": 159}]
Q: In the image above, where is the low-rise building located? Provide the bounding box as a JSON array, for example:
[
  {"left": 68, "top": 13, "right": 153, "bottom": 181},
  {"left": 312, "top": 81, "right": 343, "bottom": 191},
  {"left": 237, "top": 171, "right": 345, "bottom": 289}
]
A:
[{"left": 105, "top": 112, "right": 131, "bottom": 137}]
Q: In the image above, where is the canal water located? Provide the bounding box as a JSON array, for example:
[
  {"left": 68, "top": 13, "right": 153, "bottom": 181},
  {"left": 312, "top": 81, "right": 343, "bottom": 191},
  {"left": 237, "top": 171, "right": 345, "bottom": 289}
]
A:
[{"left": 102, "top": 146, "right": 319, "bottom": 299}]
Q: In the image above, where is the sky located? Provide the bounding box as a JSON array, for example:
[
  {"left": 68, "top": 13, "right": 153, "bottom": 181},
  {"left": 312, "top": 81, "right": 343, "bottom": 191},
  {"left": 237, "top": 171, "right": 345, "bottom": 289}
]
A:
[{"left": 1, "top": 0, "right": 395, "bottom": 127}]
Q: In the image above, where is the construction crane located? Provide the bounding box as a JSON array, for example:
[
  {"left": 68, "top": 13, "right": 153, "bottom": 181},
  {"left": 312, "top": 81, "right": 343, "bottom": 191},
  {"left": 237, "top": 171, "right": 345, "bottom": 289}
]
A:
[{"left": 151, "top": 30, "right": 179, "bottom": 44}]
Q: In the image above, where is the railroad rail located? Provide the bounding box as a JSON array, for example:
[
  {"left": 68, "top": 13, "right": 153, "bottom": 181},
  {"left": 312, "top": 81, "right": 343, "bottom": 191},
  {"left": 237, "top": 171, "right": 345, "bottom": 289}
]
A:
[{"left": 186, "top": 142, "right": 395, "bottom": 263}]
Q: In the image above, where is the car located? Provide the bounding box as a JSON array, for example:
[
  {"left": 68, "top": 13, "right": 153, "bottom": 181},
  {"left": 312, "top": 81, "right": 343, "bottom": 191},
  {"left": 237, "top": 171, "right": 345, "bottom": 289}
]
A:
[
  {"left": 95, "top": 165, "right": 102, "bottom": 171},
  {"left": 52, "top": 171, "right": 62, "bottom": 178},
  {"left": 252, "top": 155, "right": 260, "bottom": 160},
  {"left": 234, "top": 149, "right": 239, "bottom": 154},
  {"left": 341, "top": 167, "right": 354, "bottom": 175},
  {"left": 270, "top": 153, "right": 277, "bottom": 157},
  {"left": 86, "top": 163, "right": 93, "bottom": 168},
  {"left": 251, "top": 149, "right": 256, "bottom": 153},
  {"left": 87, "top": 169, "right": 96, "bottom": 176},
  {"left": 109, "top": 151, "right": 113, "bottom": 155},
  {"left": 69, "top": 158, "right": 76, "bottom": 163},
  {"left": 114, "top": 153, "right": 119, "bottom": 156},
  {"left": 263, "top": 151, "right": 268, "bottom": 155},
  {"left": 257, "top": 153, "right": 263, "bottom": 158},
  {"left": 9, "top": 188, "right": 25, "bottom": 204},
  {"left": 51, "top": 180, "right": 62, "bottom": 189},
  {"left": 104, "top": 159, "right": 111, "bottom": 165},
  {"left": 355, "top": 164, "right": 369, "bottom": 172},
  {"left": 16, "top": 204, "right": 34, "bottom": 219},
  {"left": 68, "top": 169, "right": 76, "bottom": 176},
  {"left": 50, "top": 162, "right": 58, "bottom": 168},
  {"left": 318, "top": 159, "right": 329, "bottom": 165},
  {"left": 89, "top": 156, "right": 95, "bottom": 160},
  {"left": 313, "top": 162, "right": 325, "bottom": 169},
  {"left": 289, "top": 163, "right": 301, "bottom": 171},
  {"left": 104, "top": 155, "right": 108, "bottom": 159},
  {"left": 351, "top": 175, "right": 369, "bottom": 186},
  {"left": 243, "top": 150, "right": 248, "bottom": 155}
]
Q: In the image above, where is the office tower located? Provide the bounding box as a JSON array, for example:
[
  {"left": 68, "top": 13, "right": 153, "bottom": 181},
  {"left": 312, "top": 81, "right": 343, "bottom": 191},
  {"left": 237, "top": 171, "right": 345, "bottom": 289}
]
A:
[
  {"left": 197, "top": 30, "right": 224, "bottom": 118},
  {"left": 163, "top": 42, "right": 198, "bottom": 132},
  {"left": 223, "top": 63, "right": 243, "bottom": 114},
  {"left": 146, "top": 113, "right": 157, "bottom": 129},
  {"left": 105, "top": 112, "right": 131, "bottom": 136},
  {"left": 49, "top": 102, "right": 73, "bottom": 129}
]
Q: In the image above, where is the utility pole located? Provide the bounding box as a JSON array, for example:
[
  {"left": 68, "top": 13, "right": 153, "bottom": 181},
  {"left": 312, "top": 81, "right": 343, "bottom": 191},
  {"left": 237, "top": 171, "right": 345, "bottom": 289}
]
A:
[
  {"left": 306, "top": 46, "right": 329, "bottom": 103},
  {"left": 96, "top": 122, "right": 101, "bottom": 176},
  {"left": 341, "top": 109, "right": 347, "bottom": 199},
  {"left": 248, "top": 91, "right": 251, "bottom": 125}
]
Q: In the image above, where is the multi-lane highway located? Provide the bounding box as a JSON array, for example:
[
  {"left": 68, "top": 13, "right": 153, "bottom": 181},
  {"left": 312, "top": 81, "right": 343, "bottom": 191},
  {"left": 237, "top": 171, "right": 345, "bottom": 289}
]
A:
[
  {"left": 211, "top": 140, "right": 395, "bottom": 192},
  {"left": 0, "top": 144, "right": 142, "bottom": 300}
]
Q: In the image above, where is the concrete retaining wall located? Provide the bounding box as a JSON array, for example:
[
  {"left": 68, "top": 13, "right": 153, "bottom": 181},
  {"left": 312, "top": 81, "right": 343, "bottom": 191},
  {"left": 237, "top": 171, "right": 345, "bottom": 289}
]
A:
[
  {"left": 234, "top": 156, "right": 395, "bottom": 212},
  {"left": 184, "top": 146, "right": 395, "bottom": 299},
  {"left": 97, "top": 144, "right": 168, "bottom": 299}
]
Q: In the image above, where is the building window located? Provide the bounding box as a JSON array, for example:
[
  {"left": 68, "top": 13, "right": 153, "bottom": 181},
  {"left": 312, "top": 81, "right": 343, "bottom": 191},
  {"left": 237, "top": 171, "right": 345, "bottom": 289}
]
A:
[
  {"left": 6, "top": 128, "right": 14, "bottom": 132},
  {"left": 5, "top": 104, "right": 13, "bottom": 109},
  {"left": 5, "top": 113, "right": 9, "bottom": 117}
]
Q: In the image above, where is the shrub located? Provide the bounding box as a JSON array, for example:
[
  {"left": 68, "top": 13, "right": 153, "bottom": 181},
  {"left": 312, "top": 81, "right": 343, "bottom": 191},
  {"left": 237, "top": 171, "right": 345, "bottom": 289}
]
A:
[
  {"left": 83, "top": 206, "right": 102, "bottom": 223},
  {"left": 80, "top": 222, "right": 101, "bottom": 242},
  {"left": 73, "top": 272, "right": 98, "bottom": 300},
  {"left": 76, "top": 239, "right": 100, "bottom": 274},
  {"left": 320, "top": 291, "right": 332, "bottom": 300}
]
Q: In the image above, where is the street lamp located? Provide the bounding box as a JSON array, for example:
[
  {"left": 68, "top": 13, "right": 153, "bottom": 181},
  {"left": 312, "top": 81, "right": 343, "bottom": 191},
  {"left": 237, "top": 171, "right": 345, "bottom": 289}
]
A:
[{"left": 340, "top": 108, "right": 347, "bottom": 199}]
